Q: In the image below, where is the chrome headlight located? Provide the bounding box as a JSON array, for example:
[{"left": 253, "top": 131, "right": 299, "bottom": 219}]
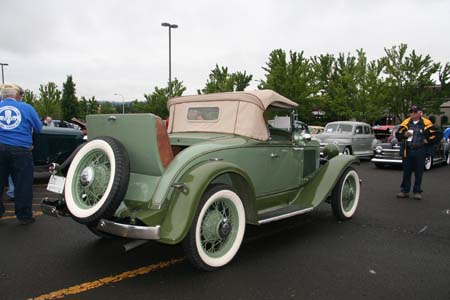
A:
[{"left": 375, "top": 145, "right": 383, "bottom": 153}]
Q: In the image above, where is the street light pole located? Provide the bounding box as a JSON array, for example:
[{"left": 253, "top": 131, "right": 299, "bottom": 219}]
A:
[
  {"left": 114, "top": 93, "right": 125, "bottom": 114},
  {"left": 0, "top": 63, "right": 8, "bottom": 84},
  {"left": 161, "top": 22, "right": 178, "bottom": 97}
]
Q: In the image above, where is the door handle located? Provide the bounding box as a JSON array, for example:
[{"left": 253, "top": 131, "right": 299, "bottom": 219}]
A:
[{"left": 270, "top": 153, "right": 280, "bottom": 158}]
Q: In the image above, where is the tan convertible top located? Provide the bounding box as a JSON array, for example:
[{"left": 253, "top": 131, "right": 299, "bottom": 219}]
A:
[
  {"left": 167, "top": 90, "right": 298, "bottom": 141},
  {"left": 167, "top": 90, "right": 298, "bottom": 110}
]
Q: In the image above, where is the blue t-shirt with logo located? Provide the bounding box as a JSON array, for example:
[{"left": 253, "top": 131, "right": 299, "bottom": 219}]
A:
[{"left": 0, "top": 98, "right": 42, "bottom": 148}]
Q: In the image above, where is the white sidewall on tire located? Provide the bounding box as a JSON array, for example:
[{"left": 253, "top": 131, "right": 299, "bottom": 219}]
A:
[
  {"left": 343, "top": 147, "right": 351, "bottom": 155},
  {"left": 447, "top": 154, "right": 450, "bottom": 165},
  {"left": 195, "top": 190, "right": 245, "bottom": 268},
  {"left": 65, "top": 140, "right": 116, "bottom": 219},
  {"left": 425, "top": 157, "right": 432, "bottom": 170},
  {"left": 340, "top": 170, "right": 360, "bottom": 218}
]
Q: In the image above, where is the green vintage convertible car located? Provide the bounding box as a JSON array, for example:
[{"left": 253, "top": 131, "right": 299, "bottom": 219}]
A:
[{"left": 42, "top": 90, "right": 361, "bottom": 271}]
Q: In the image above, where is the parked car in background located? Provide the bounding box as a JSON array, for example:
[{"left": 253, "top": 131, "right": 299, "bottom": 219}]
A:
[
  {"left": 317, "top": 121, "right": 376, "bottom": 157},
  {"left": 42, "top": 90, "right": 361, "bottom": 271},
  {"left": 268, "top": 116, "right": 310, "bottom": 135},
  {"left": 33, "top": 126, "right": 85, "bottom": 179},
  {"left": 51, "top": 119, "right": 82, "bottom": 130},
  {"left": 372, "top": 125, "right": 395, "bottom": 143},
  {"left": 309, "top": 126, "right": 325, "bottom": 137},
  {"left": 371, "top": 125, "right": 450, "bottom": 170}
]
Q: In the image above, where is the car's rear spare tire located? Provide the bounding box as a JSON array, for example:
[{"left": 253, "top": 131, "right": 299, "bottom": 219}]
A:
[{"left": 64, "top": 137, "right": 130, "bottom": 225}]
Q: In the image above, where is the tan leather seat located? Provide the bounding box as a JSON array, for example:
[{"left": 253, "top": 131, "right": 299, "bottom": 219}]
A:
[{"left": 155, "top": 118, "right": 174, "bottom": 168}]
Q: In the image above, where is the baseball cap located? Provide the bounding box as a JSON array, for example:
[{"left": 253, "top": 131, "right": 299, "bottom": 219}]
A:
[{"left": 409, "top": 105, "right": 422, "bottom": 113}]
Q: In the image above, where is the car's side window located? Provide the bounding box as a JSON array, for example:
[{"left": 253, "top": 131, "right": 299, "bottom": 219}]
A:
[
  {"left": 355, "top": 126, "right": 363, "bottom": 134},
  {"left": 187, "top": 107, "right": 219, "bottom": 121},
  {"left": 364, "top": 126, "right": 371, "bottom": 134}
]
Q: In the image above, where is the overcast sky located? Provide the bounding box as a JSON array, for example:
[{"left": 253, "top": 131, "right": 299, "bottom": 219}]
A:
[{"left": 1, "top": 0, "right": 449, "bottom": 101}]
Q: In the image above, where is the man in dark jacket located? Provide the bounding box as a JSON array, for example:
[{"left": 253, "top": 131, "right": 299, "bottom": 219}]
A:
[{"left": 395, "top": 105, "right": 441, "bottom": 200}]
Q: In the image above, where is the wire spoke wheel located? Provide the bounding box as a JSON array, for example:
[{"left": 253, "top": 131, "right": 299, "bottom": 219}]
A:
[
  {"left": 183, "top": 184, "right": 246, "bottom": 271},
  {"left": 200, "top": 198, "right": 238, "bottom": 258},
  {"left": 332, "top": 167, "right": 360, "bottom": 220},
  {"left": 65, "top": 137, "right": 130, "bottom": 225}
]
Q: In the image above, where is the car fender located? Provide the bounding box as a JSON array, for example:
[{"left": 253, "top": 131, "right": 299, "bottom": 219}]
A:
[
  {"left": 298, "top": 155, "right": 360, "bottom": 208},
  {"left": 158, "top": 160, "right": 255, "bottom": 245}
]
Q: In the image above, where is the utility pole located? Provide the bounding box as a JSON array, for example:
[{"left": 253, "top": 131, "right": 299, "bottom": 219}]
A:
[
  {"left": 114, "top": 93, "right": 125, "bottom": 114},
  {"left": 0, "top": 63, "right": 8, "bottom": 84},
  {"left": 161, "top": 22, "right": 178, "bottom": 97}
]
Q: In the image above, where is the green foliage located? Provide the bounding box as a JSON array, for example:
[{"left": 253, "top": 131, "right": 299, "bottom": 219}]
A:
[
  {"left": 200, "top": 64, "right": 252, "bottom": 94},
  {"left": 22, "top": 89, "right": 37, "bottom": 105},
  {"left": 141, "top": 78, "right": 187, "bottom": 118},
  {"left": 383, "top": 44, "right": 441, "bottom": 120},
  {"left": 61, "top": 75, "right": 79, "bottom": 121},
  {"left": 37, "top": 82, "right": 62, "bottom": 119},
  {"left": 99, "top": 102, "right": 117, "bottom": 114},
  {"left": 260, "top": 45, "right": 446, "bottom": 125},
  {"left": 79, "top": 96, "right": 99, "bottom": 120},
  {"left": 260, "top": 49, "right": 320, "bottom": 122}
]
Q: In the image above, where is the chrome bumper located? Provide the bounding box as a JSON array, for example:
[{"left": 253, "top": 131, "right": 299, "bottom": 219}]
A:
[
  {"left": 97, "top": 219, "right": 160, "bottom": 240},
  {"left": 371, "top": 158, "right": 402, "bottom": 164}
]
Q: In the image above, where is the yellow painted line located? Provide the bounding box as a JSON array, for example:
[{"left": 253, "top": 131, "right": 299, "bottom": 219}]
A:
[
  {"left": 29, "top": 257, "right": 184, "bottom": 300},
  {"left": 1, "top": 211, "right": 43, "bottom": 220}
]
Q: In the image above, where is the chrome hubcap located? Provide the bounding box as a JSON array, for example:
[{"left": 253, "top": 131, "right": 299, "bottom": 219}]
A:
[
  {"left": 80, "top": 166, "right": 94, "bottom": 187},
  {"left": 218, "top": 218, "right": 232, "bottom": 238}
]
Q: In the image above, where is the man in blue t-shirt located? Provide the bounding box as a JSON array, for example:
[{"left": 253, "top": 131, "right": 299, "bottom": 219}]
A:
[{"left": 0, "top": 84, "right": 42, "bottom": 224}]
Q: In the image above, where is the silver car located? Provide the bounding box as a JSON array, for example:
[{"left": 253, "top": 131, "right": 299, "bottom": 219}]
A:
[{"left": 318, "top": 121, "right": 376, "bottom": 157}]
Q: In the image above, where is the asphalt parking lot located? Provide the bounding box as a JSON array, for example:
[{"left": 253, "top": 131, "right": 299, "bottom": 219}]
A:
[{"left": 1, "top": 160, "right": 449, "bottom": 300}]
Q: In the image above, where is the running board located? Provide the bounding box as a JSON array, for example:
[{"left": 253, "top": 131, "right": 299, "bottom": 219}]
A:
[{"left": 258, "top": 206, "right": 313, "bottom": 224}]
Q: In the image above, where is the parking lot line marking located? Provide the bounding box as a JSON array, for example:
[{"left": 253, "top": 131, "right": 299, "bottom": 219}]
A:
[{"left": 28, "top": 257, "right": 184, "bottom": 300}]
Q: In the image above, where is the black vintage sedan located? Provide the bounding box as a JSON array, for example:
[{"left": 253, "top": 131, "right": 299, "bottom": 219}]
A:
[
  {"left": 371, "top": 125, "right": 450, "bottom": 170},
  {"left": 32, "top": 126, "right": 85, "bottom": 178}
]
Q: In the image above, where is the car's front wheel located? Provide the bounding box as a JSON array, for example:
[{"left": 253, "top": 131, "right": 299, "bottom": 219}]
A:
[
  {"left": 446, "top": 153, "right": 450, "bottom": 165},
  {"left": 182, "top": 184, "right": 246, "bottom": 271},
  {"left": 331, "top": 167, "right": 360, "bottom": 221},
  {"left": 64, "top": 137, "right": 130, "bottom": 225},
  {"left": 343, "top": 147, "right": 352, "bottom": 155}
]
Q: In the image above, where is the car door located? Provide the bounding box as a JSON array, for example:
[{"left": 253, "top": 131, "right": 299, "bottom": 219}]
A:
[
  {"left": 363, "top": 125, "right": 374, "bottom": 155},
  {"left": 352, "top": 125, "right": 364, "bottom": 155},
  {"left": 265, "top": 138, "right": 300, "bottom": 193}
]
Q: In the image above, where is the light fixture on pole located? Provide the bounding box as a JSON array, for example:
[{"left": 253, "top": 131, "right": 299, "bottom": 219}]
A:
[
  {"left": 0, "top": 63, "right": 8, "bottom": 84},
  {"left": 114, "top": 93, "right": 125, "bottom": 114},
  {"left": 161, "top": 22, "right": 178, "bottom": 97}
]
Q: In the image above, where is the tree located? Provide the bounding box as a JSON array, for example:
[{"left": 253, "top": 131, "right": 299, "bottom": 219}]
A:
[
  {"left": 143, "top": 78, "right": 187, "bottom": 118},
  {"left": 200, "top": 64, "right": 252, "bottom": 94},
  {"left": 260, "top": 49, "right": 318, "bottom": 122},
  {"left": 79, "top": 96, "right": 99, "bottom": 120},
  {"left": 61, "top": 75, "right": 79, "bottom": 121},
  {"left": 37, "top": 82, "right": 62, "bottom": 119},
  {"left": 99, "top": 102, "right": 117, "bottom": 114},
  {"left": 22, "top": 89, "right": 37, "bottom": 105},
  {"left": 383, "top": 44, "right": 441, "bottom": 120}
]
